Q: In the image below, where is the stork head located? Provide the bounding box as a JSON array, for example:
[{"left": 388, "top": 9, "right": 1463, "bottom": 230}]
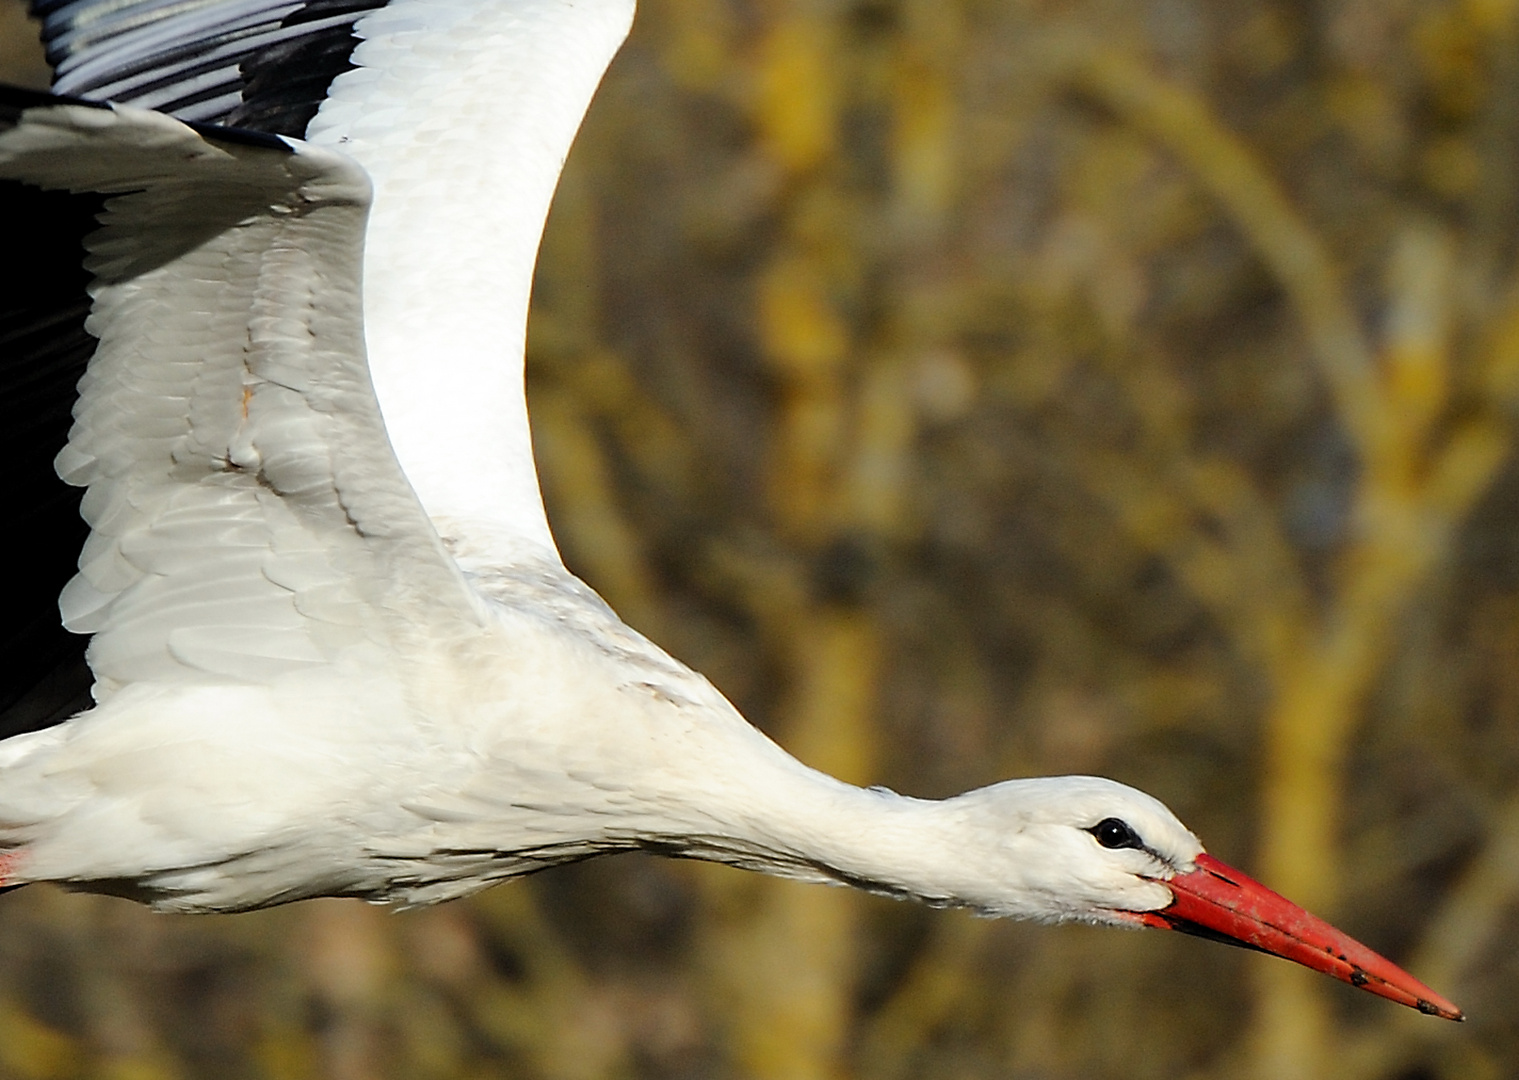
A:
[{"left": 946, "top": 776, "right": 1463, "bottom": 1020}]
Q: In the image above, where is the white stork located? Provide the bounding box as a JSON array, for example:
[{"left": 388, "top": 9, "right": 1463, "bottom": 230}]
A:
[{"left": 0, "top": 0, "right": 1461, "bottom": 1020}]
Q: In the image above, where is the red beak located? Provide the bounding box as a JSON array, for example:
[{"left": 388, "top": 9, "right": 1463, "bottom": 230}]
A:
[{"left": 1136, "top": 853, "right": 1463, "bottom": 1020}]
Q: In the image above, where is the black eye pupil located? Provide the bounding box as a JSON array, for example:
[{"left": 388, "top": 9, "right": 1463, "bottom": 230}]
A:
[{"left": 1091, "top": 817, "right": 1141, "bottom": 850}]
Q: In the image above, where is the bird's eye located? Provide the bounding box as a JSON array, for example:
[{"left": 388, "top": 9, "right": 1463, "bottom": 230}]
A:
[{"left": 1089, "top": 817, "right": 1143, "bottom": 850}]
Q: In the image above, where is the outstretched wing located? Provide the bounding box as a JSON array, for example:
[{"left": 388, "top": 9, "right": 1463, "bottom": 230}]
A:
[
  {"left": 0, "top": 118, "right": 98, "bottom": 734},
  {"left": 5, "top": 0, "right": 636, "bottom": 731},
  {"left": 0, "top": 91, "right": 482, "bottom": 707},
  {"left": 35, "top": 0, "right": 391, "bottom": 136},
  {"left": 27, "top": 0, "right": 637, "bottom": 567}
]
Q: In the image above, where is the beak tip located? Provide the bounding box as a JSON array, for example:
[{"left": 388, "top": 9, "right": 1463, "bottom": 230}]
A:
[{"left": 1417, "top": 999, "right": 1465, "bottom": 1022}]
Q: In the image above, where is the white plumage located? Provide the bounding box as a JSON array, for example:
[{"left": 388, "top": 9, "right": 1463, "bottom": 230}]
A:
[
  {"left": 305, "top": 0, "right": 633, "bottom": 565},
  {"left": 0, "top": 0, "right": 1460, "bottom": 1018}
]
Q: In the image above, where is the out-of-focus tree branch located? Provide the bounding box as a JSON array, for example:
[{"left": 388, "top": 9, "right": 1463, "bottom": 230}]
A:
[
  {"left": 1339, "top": 792, "right": 1519, "bottom": 1080},
  {"left": 1068, "top": 44, "right": 1385, "bottom": 459}
]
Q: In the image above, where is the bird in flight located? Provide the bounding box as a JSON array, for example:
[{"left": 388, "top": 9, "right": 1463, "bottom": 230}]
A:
[{"left": 0, "top": 0, "right": 1461, "bottom": 1020}]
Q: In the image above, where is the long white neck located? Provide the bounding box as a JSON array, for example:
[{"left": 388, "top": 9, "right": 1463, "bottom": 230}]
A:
[
  {"left": 304, "top": 0, "right": 635, "bottom": 566},
  {"left": 565, "top": 704, "right": 999, "bottom": 911},
  {"left": 674, "top": 774, "right": 948, "bottom": 892}
]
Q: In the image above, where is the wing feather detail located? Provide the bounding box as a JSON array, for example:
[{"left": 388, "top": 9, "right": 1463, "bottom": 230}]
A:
[
  {"left": 34, "top": 0, "right": 389, "bottom": 134},
  {"left": 0, "top": 94, "right": 481, "bottom": 701}
]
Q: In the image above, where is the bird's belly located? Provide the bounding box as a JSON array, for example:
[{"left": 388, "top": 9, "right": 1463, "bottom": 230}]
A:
[{"left": 0, "top": 674, "right": 495, "bottom": 912}]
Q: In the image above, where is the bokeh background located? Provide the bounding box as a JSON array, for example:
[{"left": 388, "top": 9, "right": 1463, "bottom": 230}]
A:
[{"left": 2, "top": 1, "right": 1518, "bottom": 1078}]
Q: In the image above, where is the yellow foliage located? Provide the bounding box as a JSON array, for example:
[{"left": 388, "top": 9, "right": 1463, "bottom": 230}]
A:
[{"left": 0, "top": 1000, "right": 79, "bottom": 1080}]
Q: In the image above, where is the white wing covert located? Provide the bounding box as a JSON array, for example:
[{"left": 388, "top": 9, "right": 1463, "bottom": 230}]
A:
[
  {"left": 0, "top": 97, "right": 482, "bottom": 701},
  {"left": 302, "top": 0, "right": 635, "bottom": 571},
  {"left": 25, "top": 0, "right": 638, "bottom": 581}
]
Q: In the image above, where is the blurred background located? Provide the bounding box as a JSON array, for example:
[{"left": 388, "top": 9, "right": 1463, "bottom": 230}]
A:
[{"left": 2, "top": 0, "right": 1518, "bottom": 1078}]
